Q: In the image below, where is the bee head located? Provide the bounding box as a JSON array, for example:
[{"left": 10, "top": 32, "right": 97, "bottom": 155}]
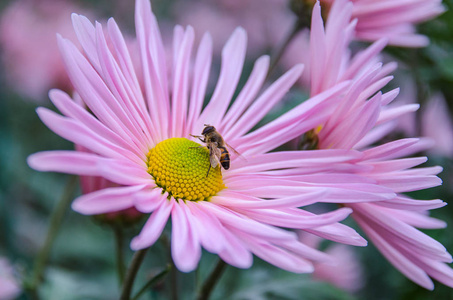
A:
[{"left": 202, "top": 125, "right": 215, "bottom": 136}]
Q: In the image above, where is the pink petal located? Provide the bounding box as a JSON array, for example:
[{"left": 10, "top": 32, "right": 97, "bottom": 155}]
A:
[
  {"left": 217, "top": 229, "right": 253, "bottom": 269},
  {"left": 133, "top": 188, "right": 167, "bottom": 213},
  {"left": 37, "top": 108, "right": 140, "bottom": 163},
  {"left": 135, "top": 0, "right": 170, "bottom": 142},
  {"left": 94, "top": 21, "right": 154, "bottom": 148},
  {"left": 171, "top": 26, "right": 194, "bottom": 138},
  {"left": 233, "top": 230, "right": 314, "bottom": 273},
  {"left": 222, "top": 55, "right": 269, "bottom": 135},
  {"left": 340, "top": 38, "right": 388, "bottom": 81},
  {"left": 131, "top": 199, "right": 174, "bottom": 250},
  {"left": 199, "top": 202, "right": 296, "bottom": 242},
  {"left": 186, "top": 201, "right": 228, "bottom": 253},
  {"left": 238, "top": 207, "right": 353, "bottom": 229},
  {"left": 196, "top": 27, "right": 247, "bottom": 128},
  {"left": 186, "top": 33, "right": 213, "bottom": 133},
  {"left": 72, "top": 185, "right": 146, "bottom": 215},
  {"left": 227, "top": 64, "right": 304, "bottom": 139},
  {"left": 171, "top": 202, "right": 201, "bottom": 272},
  {"left": 309, "top": 1, "right": 327, "bottom": 95},
  {"left": 107, "top": 18, "right": 147, "bottom": 113},
  {"left": 306, "top": 222, "right": 368, "bottom": 247},
  {"left": 58, "top": 36, "right": 145, "bottom": 144},
  {"left": 375, "top": 196, "right": 446, "bottom": 211},
  {"left": 356, "top": 216, "right": 434, "bottom": 289},
  {"left": 48, "top": 89, "right": 144, "bottom": 160},
  {"left": 71, "top": 13, "right": 101, "bottom": 72},
  {"left": 28, "top": 151, "right": 149, "bottom": 186},
  {"left": 211, "top": 189, "right": 328, "bottom": 209}
]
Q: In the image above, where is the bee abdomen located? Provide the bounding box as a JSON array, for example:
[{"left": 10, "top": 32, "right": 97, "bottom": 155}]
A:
[{"left": 219, "top": 146, "right": 230, "bottom": 170}]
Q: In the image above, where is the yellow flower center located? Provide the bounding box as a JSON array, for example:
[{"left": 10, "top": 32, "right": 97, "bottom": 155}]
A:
[{"left": 147, "top": 138, "right": 226, "bottom": 201}]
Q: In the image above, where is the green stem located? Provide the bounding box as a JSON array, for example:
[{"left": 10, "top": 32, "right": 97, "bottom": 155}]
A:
[
  {"left": 131, "top": 265, "right": 171, "bottom": 300},
  {"left": 412, "top": 49, "right": 428, "bottom": 138},
  {"left": 161, "top": 234, "right": 178, "bottom": 300},
  {"left": 29, "top": 176, "right": 78, "bottom": 293},
  {"left": 120, "top": 248, "right": 149, "bottom": 300},
  {"left": 267, "top": 19, "right": 306, "bottom": 79},
  {"left": 113, "top": 224, "right": 126, "bottom": 285},
  {"left": 197, "top": 259, "right": 227, "bottom": 300}
]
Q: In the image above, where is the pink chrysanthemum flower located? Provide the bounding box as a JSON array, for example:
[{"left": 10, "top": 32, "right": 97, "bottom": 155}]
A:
[
  {"left": 304, "top": 1, "right": 453, "bottom": 289},
  {"left": 321, "top": 0, "right": 445, "bottom": 47},
  {"left": 26, "top": 0, "right": 398, "bottom": 273}
]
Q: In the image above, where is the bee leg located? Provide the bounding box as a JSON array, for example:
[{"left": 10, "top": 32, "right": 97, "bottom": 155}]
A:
[
  {"left": 206, "top": 164, "right": 211, "bottom": 178},
  {"left": 190, "top": 134, "right": 206, "bottom": 142},
  {"left": 188, "top": 146, "right": 204, "bottom": 149}
]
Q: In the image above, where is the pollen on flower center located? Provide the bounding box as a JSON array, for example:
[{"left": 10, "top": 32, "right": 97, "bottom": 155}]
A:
[{"left": 147, "top": 138, "right": 226, "bottom": 201}]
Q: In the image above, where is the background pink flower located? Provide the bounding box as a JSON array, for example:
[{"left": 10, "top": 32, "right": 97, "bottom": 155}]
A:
[
  {"left": 0, "top": 258, "right": 21, "bottom": 300},
  {"left": 0, "top": 0, "right": 90, "bottom": 101},
  {"left": 394, "top": 82, "right": 453, "bottom": 159},
  {"left": 299, "top": 232, "right": 364, "bottom": 293},
  {"left": 421, "top": 94, "right": 453, "bottom": 158},
  {"left": 173, "top": 0, "right": 293, "bottom": 57}
]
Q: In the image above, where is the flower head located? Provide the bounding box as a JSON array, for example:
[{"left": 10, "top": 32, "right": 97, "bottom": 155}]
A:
[
  {"left": 300, "top": 1, "right": 453, "bottom": 289},
  {"left": 27, "top": 0, "right": 388, "bottom": 273}
]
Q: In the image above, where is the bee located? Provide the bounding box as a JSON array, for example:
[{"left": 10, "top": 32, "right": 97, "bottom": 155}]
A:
[{"left": 190, "top": 124, "right": 242, "bottom": 177}]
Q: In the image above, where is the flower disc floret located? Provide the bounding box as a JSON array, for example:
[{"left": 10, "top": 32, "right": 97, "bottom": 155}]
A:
[{"left": 147, "top": 138, "right": 225, "bottom": 201}]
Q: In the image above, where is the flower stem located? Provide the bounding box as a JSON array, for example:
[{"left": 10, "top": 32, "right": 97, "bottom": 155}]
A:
[
  {"left": 120, "top": 248, "right": 149, "bottom": 300},
  {"left": 197, "top": 259, "right": 227, "bottom": 300},
  {"left": 160, "top": 234, "right": 178, "bottom": 300},
  {"left": 113, "top": 224, "right": 126, "bottom": 285},
  {"left": 131, "top": 264, "right": 171, "bottom": 300},
  {"left": 267, "top": 19, "right": 306, "bottom": 79},
  {"left": 29, "top": 176, "right": 78, "bottom": 293}
]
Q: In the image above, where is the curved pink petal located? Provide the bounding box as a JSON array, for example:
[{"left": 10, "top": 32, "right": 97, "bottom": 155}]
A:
[
  {"left": 221, "top": 55, "right": 269, "bottom": 135},
  {"left": 186, "top": 32, "right": 213, "bottom": 133},
  {"left": 28, "top": 151, "right": 149, "bottom": 186},
  {"left": 233, "top": 230, "right": 314, "bottom": 273},
  {"left": 133, "top": 188, "right": 167, "bottom": 213},
  {"left": 131, "top": 199, "right": 174, "bottom": 250},
  {"left": 227, "top": 64, "right": 304, "bottom": 139},
  {"left": 196, "top": 27, "right": 247, "bottom": 128},
  {"left": 171, "top": 202, "right": 201, "bottom": 272},
  {"left": 171, "top": 26, "right": 194, "bottom": 138},
  {"left": 48, "top": 89, "right": 145, "bottom": 160},
  {"left": 135, "top": 0, "right": 170, "bottom": 142},
  {"left": 356, "top": 216, "right": 434, "bottom": 289},
  {"left": 72, "top": 185, "right": 146, "bottom": 215}
]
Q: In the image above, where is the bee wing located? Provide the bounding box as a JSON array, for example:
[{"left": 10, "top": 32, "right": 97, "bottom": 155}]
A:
[
  {"left": 209, "top": 144, "right": 221, "bottom": 168},
  {"left": 225, "top": 142, "right": 247, "bottom": 161}
]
